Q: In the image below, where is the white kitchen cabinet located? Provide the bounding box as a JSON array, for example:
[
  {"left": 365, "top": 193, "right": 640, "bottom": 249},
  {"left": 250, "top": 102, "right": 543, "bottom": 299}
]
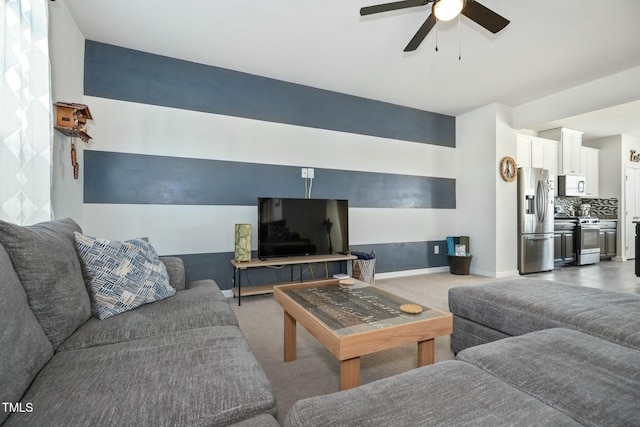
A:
[
  {"left": 516, "top": 133, "right": 558, "bottom": 191},
  {"left": 581, "top": 146, "right": 599, "bottom": 197},
  {"left": 516, "top": 134, "right": 532, "bottom": 168},
  {"left": 532, "top": 138, "right": 558, "bottom": 176},
  {"left": 539, "top": 127, "right": 583, "bottom": 175},
  {"left": 516, "top": 134, "right": 557, "bottom": 171},
  {"left": 531, "top": 139, "right": 544, "bottom": 167}
]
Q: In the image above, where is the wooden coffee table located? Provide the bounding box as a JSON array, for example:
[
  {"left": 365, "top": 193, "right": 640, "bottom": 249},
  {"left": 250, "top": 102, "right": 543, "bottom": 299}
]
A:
[{"left": 273, "top": 279, "right": 453, "bottom": 390}]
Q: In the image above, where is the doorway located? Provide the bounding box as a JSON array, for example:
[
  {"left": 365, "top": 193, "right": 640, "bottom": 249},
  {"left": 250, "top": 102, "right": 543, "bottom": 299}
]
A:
[{"left": 625, "top": 166, "right": 640, "bottom": 260}]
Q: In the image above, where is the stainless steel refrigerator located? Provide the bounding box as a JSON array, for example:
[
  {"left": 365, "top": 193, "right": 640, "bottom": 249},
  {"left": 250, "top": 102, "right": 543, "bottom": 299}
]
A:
[{"left": 518, "top": 167, "right": 554, "bottom": 274}]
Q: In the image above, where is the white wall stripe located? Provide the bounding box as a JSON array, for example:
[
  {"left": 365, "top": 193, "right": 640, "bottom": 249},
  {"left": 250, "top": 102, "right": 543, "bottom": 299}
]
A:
[
  {"left": 349, "top": 208, "right": 456, "bottom": 245},
  {"left": 82, "top": 204, "right": 456, "bottom": 256},
  {"left": 83, "top": 96, "right": 456, "bottom": 179}
]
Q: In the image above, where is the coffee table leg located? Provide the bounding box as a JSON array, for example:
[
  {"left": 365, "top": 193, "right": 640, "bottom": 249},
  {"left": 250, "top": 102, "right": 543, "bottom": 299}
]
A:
[
  {"left": 340, "top": 357, "right": 361, "bottom": 390},
  {"left": 417, "top": 338, "right": 435, "bottom": 366},
  {"left": 284, "top": 311, "right": 297, "bottom": 362}
]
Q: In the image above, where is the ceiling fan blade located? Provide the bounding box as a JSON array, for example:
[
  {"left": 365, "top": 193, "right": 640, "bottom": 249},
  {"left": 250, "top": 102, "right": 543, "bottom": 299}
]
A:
[
  {"left": 461, "top": 0, "right": 509, "bottom": 33},
  {"left": 404, "top": 13, "right": 436, "bottom": 52},
  {"left": 360, "top": 0, "right": 428, "bottom": 16}
]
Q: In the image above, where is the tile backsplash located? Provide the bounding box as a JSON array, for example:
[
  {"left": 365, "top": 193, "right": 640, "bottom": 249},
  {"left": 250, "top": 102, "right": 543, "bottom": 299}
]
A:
[{"left": 555, "top": 197, "right": 618, "bottom": 218}]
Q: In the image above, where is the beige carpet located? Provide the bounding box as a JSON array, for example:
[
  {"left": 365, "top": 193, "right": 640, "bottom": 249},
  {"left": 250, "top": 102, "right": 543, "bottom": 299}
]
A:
[{"left": 231, "top": 272, "right": 516, "bottom": 422}]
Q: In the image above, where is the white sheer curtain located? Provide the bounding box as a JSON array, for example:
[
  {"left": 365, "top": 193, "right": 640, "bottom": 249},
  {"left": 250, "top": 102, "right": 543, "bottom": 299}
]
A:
[{"left": 1, "top": 0, "right": 52, "bottom": 225}]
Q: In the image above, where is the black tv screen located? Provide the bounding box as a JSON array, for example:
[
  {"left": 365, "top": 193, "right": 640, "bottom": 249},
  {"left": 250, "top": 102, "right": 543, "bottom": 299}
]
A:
[{"left": 258, "top": 198, "right": 349, "bottom": 258}]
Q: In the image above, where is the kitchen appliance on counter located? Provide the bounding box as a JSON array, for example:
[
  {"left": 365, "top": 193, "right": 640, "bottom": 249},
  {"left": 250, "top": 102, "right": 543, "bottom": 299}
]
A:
[
  {"left": 558, "top": 175, "right": 586, "bottom": 197},
  {"left": 577, "top": 203, "right": 591, "bottom": 217},
  {"left": 518, "top": 167, "right": 554, "bottom": 274},
  {"left": 576, "top": 217, "right": 600, "bottom": 265}
]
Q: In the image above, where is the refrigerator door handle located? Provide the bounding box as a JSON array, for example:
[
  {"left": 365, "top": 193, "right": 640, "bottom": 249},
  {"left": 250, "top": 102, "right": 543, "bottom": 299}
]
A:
[
  {"left": 525, "top": 235, "right": 553, "bottom": 241},
  {"left": 536, "top": 180, "right": 547, "bottom": 222}
]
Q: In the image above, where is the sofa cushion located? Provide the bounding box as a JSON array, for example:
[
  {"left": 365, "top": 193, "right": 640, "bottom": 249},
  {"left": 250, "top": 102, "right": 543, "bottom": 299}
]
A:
[
  {"left": 451, "top": 314, "right": 511, "bottom": 354},
  {"left": 0, "top": 244, "right": 54, "bottom": 424},
  {"left": 59, "top": 281, "right": 238, "bottom": 350},
  {"left": 457, "top": 328, "right": 640, "bottom": 426},
  {"left": 0, "top": 218, "right": 92, "bottom": 349},
  {"left": 159, "top": 256, "right": 186, "bottom": 291},
  {"left": 188, "top": 278, "right": 228, "bottom": 298},
  {"left": 448, "top": 278, "right": 640, "bottom": 350},
  {"left": 5, "top": 326, "right": 277, "bottom": 427},
  {"left": 284, "top": 360, "right": 581, "bottom": 427},
  {"left": 74, "top": 233, "right": 175, "bottom": 319}
]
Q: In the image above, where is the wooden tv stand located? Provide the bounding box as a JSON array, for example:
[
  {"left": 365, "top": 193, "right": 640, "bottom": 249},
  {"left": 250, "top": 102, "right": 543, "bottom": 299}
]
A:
[{"left": 230, "top": 254, "right": 357, "bottom": 306}]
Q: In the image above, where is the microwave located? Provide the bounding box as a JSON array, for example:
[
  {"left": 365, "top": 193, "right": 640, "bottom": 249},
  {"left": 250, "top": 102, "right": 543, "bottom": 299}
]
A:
[{"left": 558, "top": 175, "right": 586, "bottom": 197}]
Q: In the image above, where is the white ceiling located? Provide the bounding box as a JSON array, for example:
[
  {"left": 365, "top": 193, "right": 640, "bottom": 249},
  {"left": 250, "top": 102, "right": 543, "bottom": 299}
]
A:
[{"left": 61, "top": 0, "right": 640, "bottom": 140}]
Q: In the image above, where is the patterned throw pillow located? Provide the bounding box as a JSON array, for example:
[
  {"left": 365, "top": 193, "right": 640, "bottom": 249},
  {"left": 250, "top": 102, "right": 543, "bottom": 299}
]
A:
[{"left": 74, "top": 233, "right": 176, "bottom": 319}]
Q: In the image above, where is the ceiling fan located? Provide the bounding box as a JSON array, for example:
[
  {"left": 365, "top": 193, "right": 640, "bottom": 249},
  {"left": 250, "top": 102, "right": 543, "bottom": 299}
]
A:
[{"left": 360, "top": 0, "right": 510, "bottom": 52}]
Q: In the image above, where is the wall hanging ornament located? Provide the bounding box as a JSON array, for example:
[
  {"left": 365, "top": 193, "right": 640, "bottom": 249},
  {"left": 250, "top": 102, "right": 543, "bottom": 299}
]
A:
[
  {"left": 500, "top": 156, "right": 517, "bottom": 182},
  {"left": 234, "top": 224, "right": 252, "bottom": 262},
  {"left": 70, "top": 140, "right": 79, "bottom": 179},
  {"left": 53, "top": 102, "right": 94, "bottom": 179},
  {"left": 54, "top": 102, "right": 93, "bottom": 142}
]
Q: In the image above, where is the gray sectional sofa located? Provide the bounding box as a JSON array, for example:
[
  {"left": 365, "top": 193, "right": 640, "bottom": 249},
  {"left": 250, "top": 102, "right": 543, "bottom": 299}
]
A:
[
  {"left": 0, "top": 218, "right": 278, "bottom": 426},
  {"left": 5, "top": 216, "right": 639, "bottom": 426},
  {"left": 449, "top": 278, "right": 640, "bottom": 354},
  {"left": 284, "top": 278, "right": 640, "bottom": 426}
]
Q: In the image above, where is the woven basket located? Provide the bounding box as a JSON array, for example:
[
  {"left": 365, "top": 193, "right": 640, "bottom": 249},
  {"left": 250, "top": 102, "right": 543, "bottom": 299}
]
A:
[{"left": 353, "top": 258, "right": 376, "bottom": 284}]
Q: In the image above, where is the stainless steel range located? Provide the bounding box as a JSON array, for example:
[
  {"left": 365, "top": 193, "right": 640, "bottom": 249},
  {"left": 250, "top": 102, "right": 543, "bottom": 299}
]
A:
[{"left": 576, "top": 217, "right": 600, "bottom": 265}]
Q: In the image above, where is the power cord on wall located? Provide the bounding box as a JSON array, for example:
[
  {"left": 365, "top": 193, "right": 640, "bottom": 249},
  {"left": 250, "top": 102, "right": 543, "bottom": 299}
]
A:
[
  {"left": 304, "top": 176, "right": 314, "bottom": 199},
  {"left": 302, "top": 168, "right": 315, "bottom": 198}
]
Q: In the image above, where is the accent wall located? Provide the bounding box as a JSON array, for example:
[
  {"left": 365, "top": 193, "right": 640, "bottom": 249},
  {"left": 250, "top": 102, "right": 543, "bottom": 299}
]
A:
[{"left": 72, "top": 40, "right": 459, "bottom": 288}]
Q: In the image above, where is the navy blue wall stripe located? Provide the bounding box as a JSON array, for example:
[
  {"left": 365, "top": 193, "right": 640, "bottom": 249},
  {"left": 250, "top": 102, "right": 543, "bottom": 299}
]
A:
[
  {"left": 84, "top": 151, "right": 456, "bottom": 209},
  {"left": 84, "top": 40, "right": 455, "bottom": 147},
  {"left": 174, "top": 241, "right": 448, "bottom": 290}
]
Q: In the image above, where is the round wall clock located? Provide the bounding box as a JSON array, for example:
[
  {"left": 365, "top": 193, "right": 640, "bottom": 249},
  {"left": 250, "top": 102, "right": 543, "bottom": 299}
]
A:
[{"left": 500, "top": 156, "right": 517, "bottom": 182}]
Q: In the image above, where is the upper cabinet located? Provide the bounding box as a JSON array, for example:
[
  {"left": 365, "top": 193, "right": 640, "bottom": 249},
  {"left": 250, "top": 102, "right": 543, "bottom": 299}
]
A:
[
  {"left": 516, "top": 133, "right": 558, "bottom": 179},
  {"left": 516, "top": 134, "right": 532, "bottom": 168},
  {"left": 539, "top": 127, "right": 583, "bottom": 175},
  {"left": 581, "top": 146, "right": 599, "bottom": 197}
]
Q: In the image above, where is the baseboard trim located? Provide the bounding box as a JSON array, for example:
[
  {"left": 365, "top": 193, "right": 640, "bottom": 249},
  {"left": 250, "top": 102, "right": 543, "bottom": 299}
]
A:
[
  {"left": 494, "top": 269, "right": 520, "bottom": 278},
  {"left": 375, "top": 267, "right": 449, "bottom": 280}
]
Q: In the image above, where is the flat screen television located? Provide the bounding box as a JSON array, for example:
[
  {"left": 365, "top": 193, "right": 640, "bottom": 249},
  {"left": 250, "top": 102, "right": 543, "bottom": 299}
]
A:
[{"left": 258, "top": 197, "right": 349, "bottom": 259}]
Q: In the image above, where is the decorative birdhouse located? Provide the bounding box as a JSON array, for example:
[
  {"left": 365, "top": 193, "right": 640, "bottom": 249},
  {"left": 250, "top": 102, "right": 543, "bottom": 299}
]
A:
[
  {"left": 53, "top": 102, "right": 94, "bottom": 180},
  {"left": 54, "top": 102, "right": 93, "bottom": 142}
]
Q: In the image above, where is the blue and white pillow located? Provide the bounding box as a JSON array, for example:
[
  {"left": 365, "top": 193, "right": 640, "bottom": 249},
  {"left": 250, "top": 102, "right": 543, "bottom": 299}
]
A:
[{"left": 74, "top": 233, "right": 176, "bottom": 320}]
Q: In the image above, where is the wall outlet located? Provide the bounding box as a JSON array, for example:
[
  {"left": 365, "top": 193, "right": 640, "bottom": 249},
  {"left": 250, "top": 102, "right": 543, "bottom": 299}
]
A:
[
  {"left": 307, "top": 168, "right": 314, "bottom": 178},
  {"left": 301, "top": 168, "right": 308, "bottom": 178},
  {"left": 434, "top": 245, "right": 439, "bottom": 254}
]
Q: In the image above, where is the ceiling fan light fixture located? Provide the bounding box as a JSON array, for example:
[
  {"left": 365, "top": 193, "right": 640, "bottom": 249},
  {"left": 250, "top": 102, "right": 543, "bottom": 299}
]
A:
[{"left": 432, "top": 0, "right": 464, "bottom": 21}]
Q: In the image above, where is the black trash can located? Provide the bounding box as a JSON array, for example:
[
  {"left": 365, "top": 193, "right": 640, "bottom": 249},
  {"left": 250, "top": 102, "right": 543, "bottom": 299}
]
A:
[{"left": 448, "top": 255, "right": 472, "bottom": 275}]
